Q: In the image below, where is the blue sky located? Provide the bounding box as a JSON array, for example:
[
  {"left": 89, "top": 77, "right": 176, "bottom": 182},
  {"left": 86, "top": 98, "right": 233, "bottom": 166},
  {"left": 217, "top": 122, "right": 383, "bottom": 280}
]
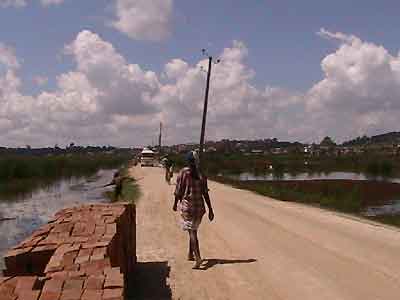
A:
[
  {"left": 1, "top": 0, "right": 400, "bottom": 146},
  {"left": 2, "top": 0, "right": 399, "bottom": 93}
]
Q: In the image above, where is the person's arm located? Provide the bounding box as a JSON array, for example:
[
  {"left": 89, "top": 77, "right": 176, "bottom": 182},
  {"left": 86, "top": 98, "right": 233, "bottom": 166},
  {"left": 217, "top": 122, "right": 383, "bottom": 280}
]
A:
[
  {"left": 202, "top": 177, "right": 214, "bottom": 221},
  {"left": 173, "top": 171, "right": 183, "bottom": 211}
]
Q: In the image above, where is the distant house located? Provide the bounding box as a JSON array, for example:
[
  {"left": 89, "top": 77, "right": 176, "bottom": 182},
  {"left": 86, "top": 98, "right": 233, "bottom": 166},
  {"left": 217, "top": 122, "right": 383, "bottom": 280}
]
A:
[
  {"left": 271, "top": 147, "right": 287, "bottom": 155},
  {"left": 250, "top": 149, "right": 263, "bottom": 155}
]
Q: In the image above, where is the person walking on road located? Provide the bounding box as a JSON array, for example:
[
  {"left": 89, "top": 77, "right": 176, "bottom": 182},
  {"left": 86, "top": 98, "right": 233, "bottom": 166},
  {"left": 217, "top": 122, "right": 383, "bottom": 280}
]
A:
[
  {"left": 163, "top": 156, "right": 174, "bottom": 185},
  {"left": 173, "top": 151, "right": 214, "bottom": 269}
]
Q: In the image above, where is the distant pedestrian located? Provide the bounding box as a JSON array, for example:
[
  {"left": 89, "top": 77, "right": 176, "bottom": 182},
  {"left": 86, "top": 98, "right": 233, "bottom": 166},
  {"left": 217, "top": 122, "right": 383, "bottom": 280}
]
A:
[
  {"left": 104, "top": 171, "right": 124, "bottom": 201},
  {"left": 163, "top": 156, "right": 174, "bottom": 185},
  {"left": 173, "top": 151, "right": 214, "bottom": 269}
]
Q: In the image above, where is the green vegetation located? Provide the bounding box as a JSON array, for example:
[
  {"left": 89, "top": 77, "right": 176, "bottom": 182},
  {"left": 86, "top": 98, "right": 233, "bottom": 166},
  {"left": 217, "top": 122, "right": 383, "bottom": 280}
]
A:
[
  {"left": 0, "top": 153, "right": 130, "bottom": 180},
  {"left": 213, "top": 177, "right": 400, "bottom": 228},
  {"left": 104, "top": 166, "right": 140, "bottom": 203},
  {"left": 213, "top": 177, "right": 363, "bottom": 213},
  {"left": 170, "top": 152, "right": 399, "bottom": 179},
  {"left": 369, "top": 215, "right": 400, "bottom": 227},
  {"left": 0, "top": 153, "right": 132, "bottom": 201}
]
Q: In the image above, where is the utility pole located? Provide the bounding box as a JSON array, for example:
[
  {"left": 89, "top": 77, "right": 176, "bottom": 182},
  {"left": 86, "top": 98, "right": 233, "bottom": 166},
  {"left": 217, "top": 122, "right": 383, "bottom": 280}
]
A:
[
  {"left": 199, "top": 55, "right": 213, "bottom": 166},
  {"left": 159, "top": 122, "right": 162, "bottom": 154}
]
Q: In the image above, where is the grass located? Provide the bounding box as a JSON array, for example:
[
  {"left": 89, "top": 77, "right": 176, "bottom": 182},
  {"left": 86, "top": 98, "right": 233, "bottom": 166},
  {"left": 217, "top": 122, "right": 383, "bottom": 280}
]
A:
[
  {"left": 213, "top": 176, "right": 400, "bottom": 228},
  {"left": 104, "top": 166, "right": 140, "bottom": 203},
  {"left": 0, "top": 153, "right": 130, "bottom": 180},
  {"left": 213, "top": 177, "right": 363, "bottom": 213},
  {"left": 369, "top": 215, "right": 400, "bottom": 228},
  {"left": 0, "top": 153, "right": 132, "bottom": 201},
  {"left": 169, "top": 152, "right": 400, "bottom": 178}
]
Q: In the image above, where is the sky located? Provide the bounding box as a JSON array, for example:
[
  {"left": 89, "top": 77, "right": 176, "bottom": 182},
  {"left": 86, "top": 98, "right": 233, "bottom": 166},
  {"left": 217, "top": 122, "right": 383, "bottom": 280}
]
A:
[{"left": 1, "top": 0, "right": 400, "bottom": 147}]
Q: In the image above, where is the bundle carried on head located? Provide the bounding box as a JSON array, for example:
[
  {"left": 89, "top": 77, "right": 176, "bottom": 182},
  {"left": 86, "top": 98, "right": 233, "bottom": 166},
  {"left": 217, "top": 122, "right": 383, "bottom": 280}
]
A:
[{"left": 186, "top": 150, "right": 200, "bottom": 179}]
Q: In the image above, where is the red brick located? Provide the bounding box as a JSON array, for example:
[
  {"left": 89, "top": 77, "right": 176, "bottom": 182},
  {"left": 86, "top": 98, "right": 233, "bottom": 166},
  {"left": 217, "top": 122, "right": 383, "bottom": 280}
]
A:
[
  {"left": 63, "top": 279, "right": 84, "bottom": 290},
  {"left": 47, "top": 272, "right": 68, "bottom": 281},
  {"left": 1, "top": 293, "right": 17, "bottom": 300},
  {"left": 105, "top": 224, "right": 116, "bottom": 236},
  {"left": 42, "top": 278, "right": 64, "bottom": 293},
  {"left": 81, "top": 242, "right": 109, "bottom": 250},
  {"left": 81, "top": 289, "right": 102, "bottom": 300},
  {"left": 94, "top": 226, "right": 106, "bottom": 237},
  {"left": 59, "top": 289, "right": 82, "bottom": 300},
  {"left": 39, "top": 291, "right": 61, "bottom": 300},
  {"left": 14, "top": 290, "right": 40, "bottom": 300},
  {"left": 78, "top": 248, "right": 92, "bottom": 257},
  {"left": 62, "top": 251, "right": 78, "bottom": 267},
  {"left": 0, "top": 276, "right": 11, "bottom": 284},
  {"left": 80, "top": 259, "right": 111, "bottom": 276},
  {"left": 84, "top": 276, "right": 104, "bottom": 290},
  {"left": 90, "top": 247, "right": 107, "bottom": 261},
  {"left": 15, "top": 276, "right": 39, "bottom": 291},
  {"left": 65, "top": 270, "right": 85, "bottom": 278},
  {"left": 74, "top": 255, "right": 90, "bottom": 265},
  {"left": 0, "top": 282, "right": 16, "bottom": 298},
  {"left": 52, "top": 223, "right": 73, "bottom": 234},
  {"left": 102, "top": 288, "right": 123, "bottom": 300}
]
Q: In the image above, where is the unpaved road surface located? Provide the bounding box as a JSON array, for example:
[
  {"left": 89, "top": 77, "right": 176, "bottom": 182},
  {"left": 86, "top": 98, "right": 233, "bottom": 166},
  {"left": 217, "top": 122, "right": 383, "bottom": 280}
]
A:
[{"left": 130, "top": 166, "right": 400, "bottom": 300}]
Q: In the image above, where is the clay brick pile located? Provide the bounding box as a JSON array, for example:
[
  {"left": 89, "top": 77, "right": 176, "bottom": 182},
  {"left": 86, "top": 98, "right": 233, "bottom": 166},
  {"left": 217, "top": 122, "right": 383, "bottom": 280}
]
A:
[{"left": 1, "top": 203, "right": 136, "bottom": 300}]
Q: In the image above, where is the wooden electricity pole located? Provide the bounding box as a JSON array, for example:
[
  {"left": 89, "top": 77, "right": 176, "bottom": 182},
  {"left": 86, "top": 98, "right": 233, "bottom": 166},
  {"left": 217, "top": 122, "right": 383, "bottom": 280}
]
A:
[
  {"left": 199, "top": 56, "right": 213, "bottom": 166},
  {"left": 159, "top": 122, "right": 162, "bottom": 154}
]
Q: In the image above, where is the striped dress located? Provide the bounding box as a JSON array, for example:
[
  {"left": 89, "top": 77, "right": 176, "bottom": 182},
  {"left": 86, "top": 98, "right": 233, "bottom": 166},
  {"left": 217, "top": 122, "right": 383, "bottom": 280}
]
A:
[{"left": 174, "top": 167, "right": 208, "bottom": 231}]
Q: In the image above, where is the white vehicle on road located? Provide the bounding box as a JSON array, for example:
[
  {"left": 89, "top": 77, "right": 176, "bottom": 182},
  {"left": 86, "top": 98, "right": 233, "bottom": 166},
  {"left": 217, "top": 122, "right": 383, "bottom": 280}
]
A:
[{"left": 140, "top": 148, "right": 156, "bottom": 167}]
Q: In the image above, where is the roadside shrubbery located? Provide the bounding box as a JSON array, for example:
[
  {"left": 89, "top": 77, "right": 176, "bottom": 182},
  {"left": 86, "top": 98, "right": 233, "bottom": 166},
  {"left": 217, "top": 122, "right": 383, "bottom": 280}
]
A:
[
  {"left": 0, "top": 153, "right": 130, "bottom": 181},
  {"left": 104, "top": 167, "right": 140, "bottom": 203},
  {"left": 0, "top": 153, "right": 132, "bottom": 201}
]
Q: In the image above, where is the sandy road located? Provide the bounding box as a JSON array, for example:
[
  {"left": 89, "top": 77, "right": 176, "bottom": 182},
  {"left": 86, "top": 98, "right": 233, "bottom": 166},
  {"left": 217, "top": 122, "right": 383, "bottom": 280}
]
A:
[{"left": 130, "top": 166, "right": 400, "bottom": 300}]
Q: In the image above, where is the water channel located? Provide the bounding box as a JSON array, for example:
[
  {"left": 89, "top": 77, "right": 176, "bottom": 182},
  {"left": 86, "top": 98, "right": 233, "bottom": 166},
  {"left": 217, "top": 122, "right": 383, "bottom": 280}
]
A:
[
  {"left": 222, "top": 171, "right": 400, "bottom": 217},
  {"left": 0, "top": 169, "right": 116, "bottom": 271},
  {"left": 224, "top": 171, "right": 400, "bottom": 183}
]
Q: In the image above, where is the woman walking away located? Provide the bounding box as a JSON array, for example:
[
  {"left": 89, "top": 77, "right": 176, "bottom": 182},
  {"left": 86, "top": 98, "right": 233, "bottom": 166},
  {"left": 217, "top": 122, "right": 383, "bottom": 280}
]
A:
[{"left": 173, "top": 151, "right": 214, "bottom": 269}]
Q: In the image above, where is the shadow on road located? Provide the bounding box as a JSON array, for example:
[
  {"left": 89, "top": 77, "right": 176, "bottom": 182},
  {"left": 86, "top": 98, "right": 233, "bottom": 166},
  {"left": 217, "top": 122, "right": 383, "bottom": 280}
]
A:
[
  {"left": 127, "top": 261, "right": 172, "bottom": 300},
  {"left": 200, "top": 258, "right": 257, "bottom": 270}
]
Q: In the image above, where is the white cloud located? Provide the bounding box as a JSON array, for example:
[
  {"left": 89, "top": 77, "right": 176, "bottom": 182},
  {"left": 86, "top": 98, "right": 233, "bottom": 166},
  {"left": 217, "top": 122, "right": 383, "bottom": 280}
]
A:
[
  {"left": 2, "top": 29, "right": 400, "bottom": 147},
  {"left": 110, "top": 0, "right": 173, "bottom": 41},
  {"left": 304, "top": 28, "right": 400, "bottom": 141},
  {"left": 0, "top": 43, "right": 20, "bottom": 69},
  {"left": 0, "top": 0, "right": 26, "bottom": 8},
  {"left": 40, "top": 0, "right": 64, "bottom": 6}
]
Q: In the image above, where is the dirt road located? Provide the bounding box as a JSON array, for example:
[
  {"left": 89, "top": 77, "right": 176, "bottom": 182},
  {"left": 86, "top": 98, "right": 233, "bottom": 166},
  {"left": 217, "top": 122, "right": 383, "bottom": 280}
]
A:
[{"left": 130, "top": 166, "right": 400, "bottom": 300}]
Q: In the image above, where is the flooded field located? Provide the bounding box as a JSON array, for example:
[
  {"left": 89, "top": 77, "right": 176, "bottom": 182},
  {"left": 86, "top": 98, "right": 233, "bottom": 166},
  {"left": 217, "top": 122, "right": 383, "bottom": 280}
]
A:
[
  {"left": 216, "top": 172, "right": 400, "bottom": 226},
  {"left": 225, "top": 171, "right": 400, "bottom": 183},
  {"left": 0, "top": 169, "right": 116, "bottom": 271}
]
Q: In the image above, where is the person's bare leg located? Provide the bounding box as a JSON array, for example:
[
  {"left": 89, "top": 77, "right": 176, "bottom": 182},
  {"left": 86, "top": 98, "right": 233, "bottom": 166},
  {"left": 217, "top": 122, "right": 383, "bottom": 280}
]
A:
[
  {"left": 190, "top": 230, "right": 202, "bottom": 269},
  {"left": 194, "top": 230, "right": 201, "bottom": 259},
  {"left": 188, "top": 232, "right": 194, "bottom": 261}
]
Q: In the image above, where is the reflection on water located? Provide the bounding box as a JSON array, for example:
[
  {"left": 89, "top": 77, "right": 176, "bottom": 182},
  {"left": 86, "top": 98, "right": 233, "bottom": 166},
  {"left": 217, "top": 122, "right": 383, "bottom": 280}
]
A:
[
  {"left": 0, "top": 169, "right": 116, "bottom": 271},
  {"left": 363, "top": 201, "right": 400, "bottom": 217},
  {"left": 225, "top": 171, "right": 400, "bottom": 183}
]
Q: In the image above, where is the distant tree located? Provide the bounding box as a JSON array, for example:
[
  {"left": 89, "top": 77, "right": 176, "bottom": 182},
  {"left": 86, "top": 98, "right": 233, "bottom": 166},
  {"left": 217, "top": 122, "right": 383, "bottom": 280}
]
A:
[
  {"left": 26, "top": 145, "right": 31, "bottom": 150},
  {"left": 320, "top": 136, "right": 336, "bottom": 147}
]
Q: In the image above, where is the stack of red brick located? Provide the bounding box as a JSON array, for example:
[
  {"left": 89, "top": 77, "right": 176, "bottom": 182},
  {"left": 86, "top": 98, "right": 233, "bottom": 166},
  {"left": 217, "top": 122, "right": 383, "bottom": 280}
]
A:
[{"left": 1, "top": 203, "right": 136, "bottom": 300}]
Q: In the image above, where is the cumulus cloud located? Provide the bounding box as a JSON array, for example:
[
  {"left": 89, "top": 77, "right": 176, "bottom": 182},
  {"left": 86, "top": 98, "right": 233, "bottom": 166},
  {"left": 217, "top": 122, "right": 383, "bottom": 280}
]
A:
[
  {"left": 110, "top": 0, "right": 173, "bottom": 41},
  {"left": 0, "top": 0, "right": 26, "bottom": 8},
  {"left": 305, "top": 28, "right": 400, "bottom": 141},
  {"left": 0, "top": 43, "right": 20, "bottom": 69},
  {"left": 1, "top": 31, "right": 161, "bottom": 146},
  {"left": 2, "top": 28, "right": 400, "bottom": 147},
  {"left": 40, "top": 0, "right": 64, "bottom": 6}
]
